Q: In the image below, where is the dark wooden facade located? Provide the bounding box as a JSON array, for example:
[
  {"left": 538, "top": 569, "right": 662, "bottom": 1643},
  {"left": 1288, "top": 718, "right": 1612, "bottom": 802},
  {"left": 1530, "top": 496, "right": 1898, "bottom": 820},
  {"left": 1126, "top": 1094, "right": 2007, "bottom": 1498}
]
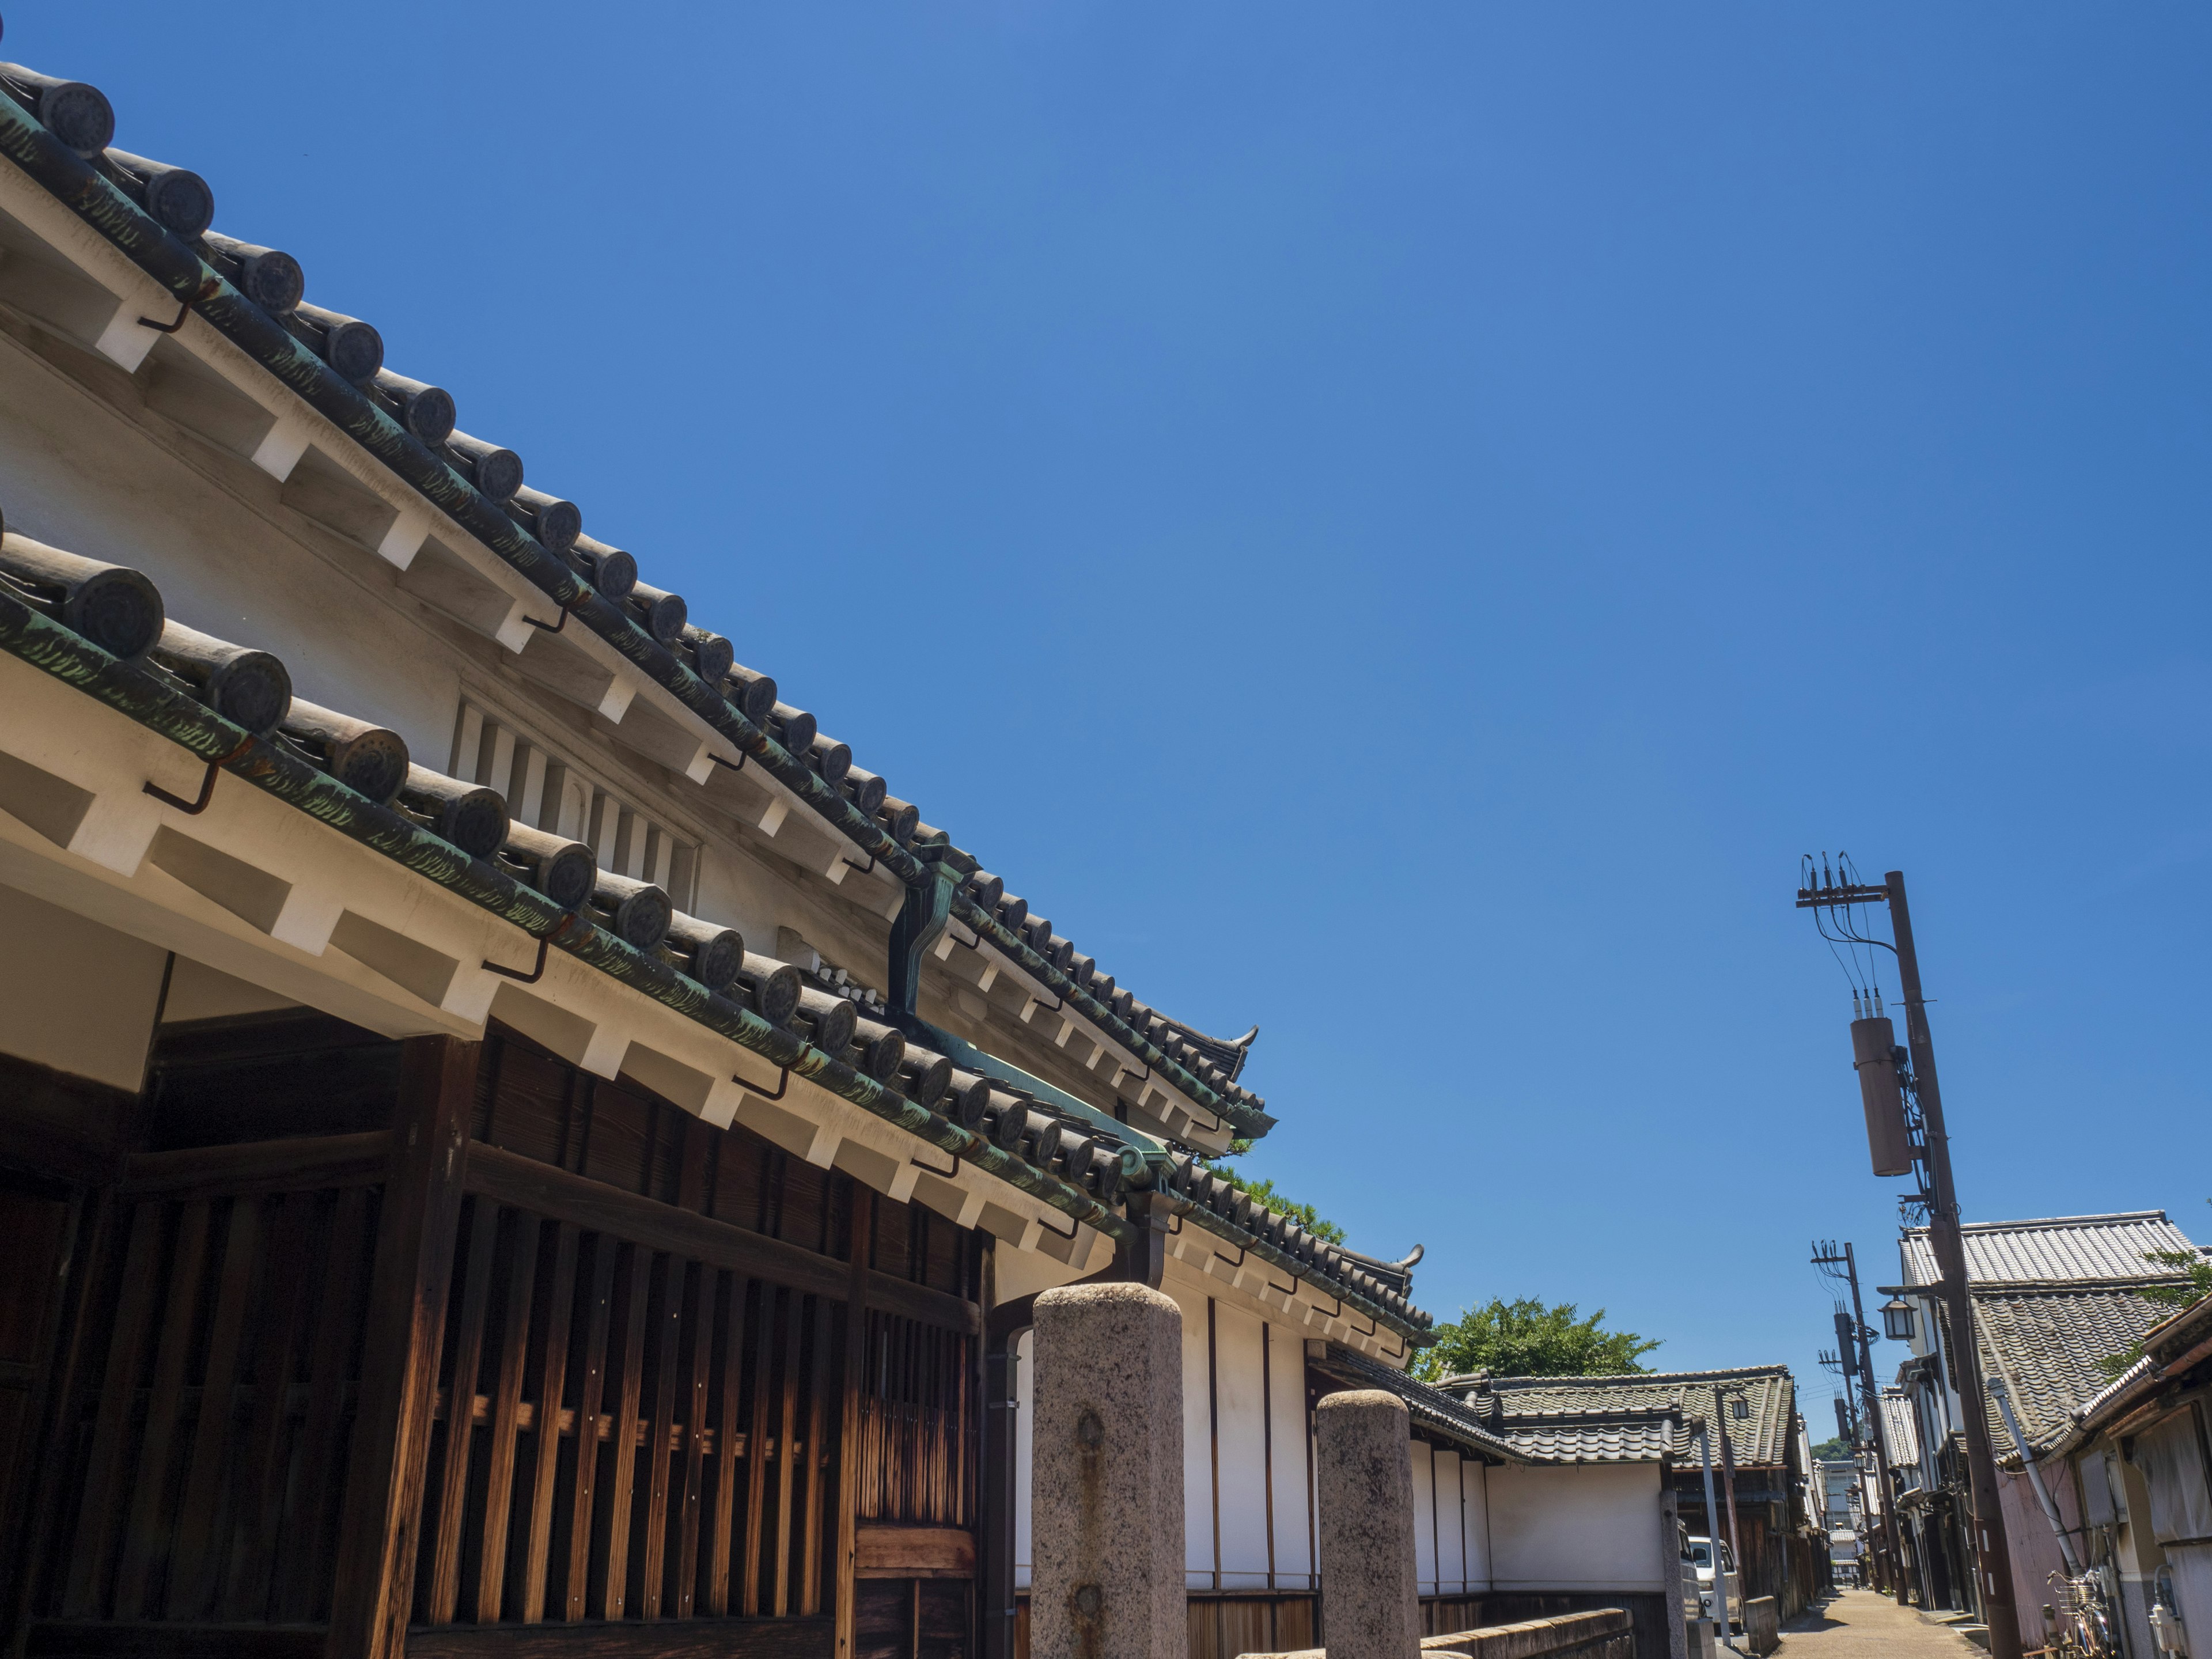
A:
[{"left": 0, "top": 1012, "right": 984, "bottom": 1659}]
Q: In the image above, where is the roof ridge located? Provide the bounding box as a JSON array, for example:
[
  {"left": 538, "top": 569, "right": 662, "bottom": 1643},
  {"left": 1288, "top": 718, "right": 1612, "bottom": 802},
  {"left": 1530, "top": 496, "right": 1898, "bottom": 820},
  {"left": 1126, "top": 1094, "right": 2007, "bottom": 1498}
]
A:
[
  {"left": 1970, "top": 1277, "right": 2196, "bottom": 1296},
  {"left": 1906, "top": 1210, "right": 2175, "bottom": 1234},
  {"left": 1487, "top": 1363, "right": 1788, "bottom": 1385}
]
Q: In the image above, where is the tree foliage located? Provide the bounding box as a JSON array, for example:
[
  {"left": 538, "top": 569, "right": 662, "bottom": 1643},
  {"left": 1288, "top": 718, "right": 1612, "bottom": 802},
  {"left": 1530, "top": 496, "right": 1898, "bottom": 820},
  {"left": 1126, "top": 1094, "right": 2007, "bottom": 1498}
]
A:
[
  {"left": 1411, "top": 1297, "right": 1661, "bottom": 1383},
  {"left": 2101, "top": 1244, "right": 2212, "bottom": 1377},
  {"left": 1809, "top": 1435, "right": 1853, "bottom": 1462},
  {"left": 1207, "top": 1163, "right": 1346, "bottom": 1244}
]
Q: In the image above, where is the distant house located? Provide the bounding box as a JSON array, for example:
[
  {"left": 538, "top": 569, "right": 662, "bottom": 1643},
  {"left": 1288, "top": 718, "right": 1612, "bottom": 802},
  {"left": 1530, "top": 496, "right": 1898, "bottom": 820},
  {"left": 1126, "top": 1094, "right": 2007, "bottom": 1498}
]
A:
[
  {"left": 1441, "top": 1366, "right": 1827, "bottom": 1623},
  {"left": 1883, "top": 1209, "right": 2205, "bottom": 1649}
]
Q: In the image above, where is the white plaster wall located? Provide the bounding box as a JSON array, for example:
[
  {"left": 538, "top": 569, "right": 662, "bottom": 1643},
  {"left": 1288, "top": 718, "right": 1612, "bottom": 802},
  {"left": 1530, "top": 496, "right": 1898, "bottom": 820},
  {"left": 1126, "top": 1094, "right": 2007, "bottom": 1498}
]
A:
[
  {"left": 1413, "top": 1441, "right": 1438, "bottom": 1593},
  {"left": 162, "top": 955, "right": 299, "bottom": 1022},
  {"left": 0, "top": 331, "right": 464, "bottom": 772},
  {"left": 0, "top": 879, "right": 168, "bottom": 1088},
  {"left": 0, "top": 326, "right": 907, "bottom": 995},
  {"left": 1269, "top": 1321, "right": 1316, "bottom": 1590},
  {"left": 1488, "top": 1462, "right": 1666, "bottom": 1592},
  {"left": 1435, "top": 1448, "right": 1467, "bottom": 1596},
  {"left": 1182, "top": 1291, "right": 1216, "bottom": 1589},
  {"left": 1214, "top": 1300, "right": 1274, "bottom": 1589},
  {"left": 1464, "top": 1458, "right": 1494, "bottom": 1592}
]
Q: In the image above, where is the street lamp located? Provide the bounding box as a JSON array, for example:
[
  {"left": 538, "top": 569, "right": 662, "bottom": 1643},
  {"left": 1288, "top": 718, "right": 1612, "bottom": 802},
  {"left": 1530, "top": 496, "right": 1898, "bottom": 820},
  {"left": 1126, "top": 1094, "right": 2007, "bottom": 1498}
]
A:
[{"left": 1881, "top": 1297, "right": 1915, "bottom": 1343}]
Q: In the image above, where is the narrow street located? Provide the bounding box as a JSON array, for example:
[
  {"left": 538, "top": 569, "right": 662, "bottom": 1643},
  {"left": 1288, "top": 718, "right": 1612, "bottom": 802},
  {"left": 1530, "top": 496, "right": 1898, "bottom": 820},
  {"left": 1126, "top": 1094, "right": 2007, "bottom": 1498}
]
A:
[{"left": 1781, "top": 1590, "right": 1987, "bottom": 1656}]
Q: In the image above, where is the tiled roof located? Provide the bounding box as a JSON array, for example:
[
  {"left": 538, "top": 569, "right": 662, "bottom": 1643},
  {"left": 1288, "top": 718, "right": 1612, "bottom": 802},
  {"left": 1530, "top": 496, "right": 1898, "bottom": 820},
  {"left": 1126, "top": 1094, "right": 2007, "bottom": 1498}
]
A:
[
  {"left": 1901, "top": 1211, "right": 2202, "bottom": 1289},
  {"left": 1309, "top": 1344, "right": 1522, "bottom": 1463},
  {"left": 0, "top": 544, "right": 1430, "bottom": 1338},
  {"left": 1973, "top": 1286, "right": 2176, "bottom": 1461},
  {"left": 1445, "top": 1365, "right": 1799, "bottom": 1468},
  {"left": 0, "top": 59, "right": 1271, "bottom": 1149},
  {"left": 1495, "top": 1408, "right": 1681, "bottom": 1464},
  {"left": 1879, "top": 1389, "right": 1921, "bottom": 1474}
]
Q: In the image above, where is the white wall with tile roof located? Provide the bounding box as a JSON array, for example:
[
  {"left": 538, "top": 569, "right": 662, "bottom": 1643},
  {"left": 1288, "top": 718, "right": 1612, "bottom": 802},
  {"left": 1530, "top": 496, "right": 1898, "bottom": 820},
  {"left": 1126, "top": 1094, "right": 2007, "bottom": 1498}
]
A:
[{"left": 1487, "top": 1461, "right": 1669, "bottom": 1593}]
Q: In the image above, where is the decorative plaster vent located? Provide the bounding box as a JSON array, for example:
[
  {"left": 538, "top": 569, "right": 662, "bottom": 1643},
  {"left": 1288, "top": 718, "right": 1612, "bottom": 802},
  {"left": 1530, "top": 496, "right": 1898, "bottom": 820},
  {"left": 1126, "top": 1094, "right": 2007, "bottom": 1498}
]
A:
[{"left": 449, "top": 699, "right": 698, "bottom": 908}]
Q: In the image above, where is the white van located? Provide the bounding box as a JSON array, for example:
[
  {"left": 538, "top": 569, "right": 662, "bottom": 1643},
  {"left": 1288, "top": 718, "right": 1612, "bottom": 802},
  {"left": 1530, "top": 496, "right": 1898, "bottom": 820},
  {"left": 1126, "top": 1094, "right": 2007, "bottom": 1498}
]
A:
[{"left": 1683, "top": 1535, "right": 1742, "bottom": 1630}]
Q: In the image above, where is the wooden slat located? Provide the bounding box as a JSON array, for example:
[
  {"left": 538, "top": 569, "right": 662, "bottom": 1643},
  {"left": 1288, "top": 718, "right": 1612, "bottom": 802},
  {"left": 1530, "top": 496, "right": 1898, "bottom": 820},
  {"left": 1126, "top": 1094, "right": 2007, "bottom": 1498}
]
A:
[
  {"left": 122, "top": 1132, "right": 391, "bottom": 1202},
  {"left": 774, "top": 1287, "right": 805, "bottom": 1616},
  {"left": 219, "top": 1191, "right": 317, "bottom": 1619},
  {"left": 834, "top": 1189, "right": 872, "bottom": 1659},
  {"left": 467, "top": 1146, "right": 979, "bottom": 1335},
  {"left": 114, "top": 1199, "right": 214, "bottom": 1619},
  {"left": 282, "top": 1187, "right": 373, "bottom": 1619},
  {"left": 563, "top": 1237, "right": 620, "bottom": 1621},
  {"left": 169, "top": 1197, "right": 265, "bottom": 1615},
  {"left": 327, "top": 1035, "right": 480, "bottom": 1659},
  {"left": 639, "top": 1251, "right": 688, "bottom": 1618},
  {"left": 428, "top": 1198, "right": 503, "bottom": 1623},
  {"left": 476, "top": 1210, "right": 543, "bottom": 1620},
  {"left": 597, "top": 1244, "right": 654, "bottom": 1618},
  {"left": 62, "top": 1202, "right": 165, "bottom": 1619},
  {"left": 742, "top": 1283, "right": 777, "bottom": 1617},
  {"left": 520, "top": 1221, "right": 580, "bottom": 1623},
  {"left": 9, "top": 1187, "right": 115, "bottom": 1642},
  {"left": 402, "top": 1616, "right": 834, "bottom": 1659},
  {"left": 800, "top": 1294, "right": 833, "bottom": 1614},
  {"left": 707, "top": 1275, "right": 753, "bottom": 1616},
  {"left": 673, "top": 1266, "right": 717, "bottom": 1618},
  {"left": 853, "top": 1525, "right": 975, "bottom": 1578}
]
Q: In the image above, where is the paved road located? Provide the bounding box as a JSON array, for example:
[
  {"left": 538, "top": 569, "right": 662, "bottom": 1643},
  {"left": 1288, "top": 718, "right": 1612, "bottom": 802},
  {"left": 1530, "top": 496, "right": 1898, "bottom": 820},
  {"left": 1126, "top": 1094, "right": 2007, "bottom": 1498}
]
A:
[{"left": 1781, "top": 1590, "right": 1987, "bottom": 1656}]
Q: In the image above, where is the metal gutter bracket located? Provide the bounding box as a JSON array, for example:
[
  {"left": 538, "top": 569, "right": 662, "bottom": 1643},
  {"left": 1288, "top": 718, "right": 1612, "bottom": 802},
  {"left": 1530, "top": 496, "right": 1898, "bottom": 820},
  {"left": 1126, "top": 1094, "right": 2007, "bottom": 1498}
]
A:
[{"left": 888, "top": 841, "right": 963, "bottom": 1017}]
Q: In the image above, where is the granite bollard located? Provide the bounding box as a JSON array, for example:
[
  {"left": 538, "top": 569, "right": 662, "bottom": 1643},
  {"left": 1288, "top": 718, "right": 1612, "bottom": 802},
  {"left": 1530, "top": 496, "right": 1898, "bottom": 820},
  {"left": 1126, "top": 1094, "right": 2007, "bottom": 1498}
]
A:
[
  {"left": 1029, "top": 1282, "right": 1185, "bottom": 1659},
  {"left": 1316, "top": 1389, "right": 1421, "bottom": 1659}
]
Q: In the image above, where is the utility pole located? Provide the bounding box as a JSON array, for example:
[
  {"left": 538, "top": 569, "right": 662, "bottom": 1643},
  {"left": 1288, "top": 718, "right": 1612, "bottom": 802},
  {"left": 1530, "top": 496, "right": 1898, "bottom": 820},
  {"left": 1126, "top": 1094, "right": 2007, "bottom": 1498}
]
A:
[
  {"left": 1715, "top": 1385, "right": 1745, "bottom": 1594},
  {"left": 1794, "top": 864, "right": 2021, "bottom": 1659},
  {"left": 1815, "top": 1240, "right": 1912, "bottom": 1608}
]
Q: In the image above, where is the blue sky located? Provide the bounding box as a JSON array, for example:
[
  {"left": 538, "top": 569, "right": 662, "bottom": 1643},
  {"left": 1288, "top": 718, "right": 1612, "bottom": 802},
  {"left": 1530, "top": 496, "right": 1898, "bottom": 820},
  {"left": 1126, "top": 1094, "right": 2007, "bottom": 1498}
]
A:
[{"left": 32, "top": 5, "right": 2212, "bottom": 1412}]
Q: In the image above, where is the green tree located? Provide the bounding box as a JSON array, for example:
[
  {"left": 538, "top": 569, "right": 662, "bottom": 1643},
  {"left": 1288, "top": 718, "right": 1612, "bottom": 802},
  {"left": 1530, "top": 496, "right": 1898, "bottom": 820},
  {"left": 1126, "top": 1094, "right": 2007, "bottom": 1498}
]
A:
[
  {"left": 1411, "top": 1297, "right": 1661, "bottom": 1383},
  {"left": 2101, "top": 1244, "right": 2212, "bottom": 1377},
  {"left": 1809, "top": 1435, "right": 1852, "bottom": 1461},
  {"left": 1208, "top": 1162, "right": 1346, "bottom": 1244}
]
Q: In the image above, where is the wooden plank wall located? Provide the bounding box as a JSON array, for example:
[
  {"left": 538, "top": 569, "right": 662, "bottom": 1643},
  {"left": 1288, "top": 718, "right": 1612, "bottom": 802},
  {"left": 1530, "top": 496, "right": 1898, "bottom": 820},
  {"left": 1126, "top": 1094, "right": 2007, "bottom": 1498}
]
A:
[{"left": 2, "top": 1015, "right": 985, "bottom": 1659}]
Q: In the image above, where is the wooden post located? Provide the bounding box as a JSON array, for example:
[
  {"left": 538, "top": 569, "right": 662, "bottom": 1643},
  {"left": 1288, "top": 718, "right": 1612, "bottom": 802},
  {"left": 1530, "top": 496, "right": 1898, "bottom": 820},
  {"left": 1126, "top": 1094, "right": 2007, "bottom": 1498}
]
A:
[
  {"left": 835, "top": 1187, "right": 874, "bottom": 1659},
  {"left": 326, "top": 1035, "right": 479, "bottom": 1659}
]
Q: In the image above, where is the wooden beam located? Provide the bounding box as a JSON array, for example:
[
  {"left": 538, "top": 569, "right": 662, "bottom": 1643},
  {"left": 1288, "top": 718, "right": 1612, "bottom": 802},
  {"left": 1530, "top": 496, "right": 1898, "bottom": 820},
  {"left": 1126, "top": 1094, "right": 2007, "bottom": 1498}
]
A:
[
  {"left": 61, "top": 1203, "right": 164, "bottom": 1619},
  {"left": 519, "top": 1222, "right": 580, "bottom": 1623},
  {"left": 115, "top": 1200, "right": 214, "bottom": 1619},
  {"left": 562, "top": 1238, "right": 620, "bottom": 1621},
  {"left": 476, "top": 1211, "right": 543, "bottom": 1620},
  {"left": 834, "top": 1188, "right": 872, "bottom": 1659},
  {"left": 123, "top": 1132, "right": 391, "bottom": 1202},
  {"left": 465, "top": 1145, "right": 979, "bottom": 1335},
  {"left": 596, "top": 1245, "right": 655, "bottom": 1619},
  {"left": 326, "top": 1034, "right": 480, "bottom": 1659},
  {"left": 428, "top": 1200, "right": 502, "bottom": 1623}
]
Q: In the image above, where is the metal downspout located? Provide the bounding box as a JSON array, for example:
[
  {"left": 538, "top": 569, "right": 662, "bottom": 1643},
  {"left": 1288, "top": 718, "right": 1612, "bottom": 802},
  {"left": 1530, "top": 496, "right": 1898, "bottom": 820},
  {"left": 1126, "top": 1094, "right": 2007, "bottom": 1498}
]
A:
[{"left": 1986, "top": 1376, "right": 2083, "bottom": 1575}]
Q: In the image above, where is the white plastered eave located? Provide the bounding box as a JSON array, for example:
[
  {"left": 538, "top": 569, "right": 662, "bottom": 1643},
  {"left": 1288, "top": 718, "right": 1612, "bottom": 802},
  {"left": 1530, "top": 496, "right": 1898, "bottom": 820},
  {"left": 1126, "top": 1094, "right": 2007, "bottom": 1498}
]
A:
[
  {"left": 0, "top": 158, "right": 907, "bottom": 927},
  {"left": 0, "top": 650, "right": 1100, "bottom": 1251},
  {"left": 1162, "top": 1227, "right": 1403, "bottom": 1364},
  {"left": 927, "top": 916, "right": 1232, "bottom": 1156}
]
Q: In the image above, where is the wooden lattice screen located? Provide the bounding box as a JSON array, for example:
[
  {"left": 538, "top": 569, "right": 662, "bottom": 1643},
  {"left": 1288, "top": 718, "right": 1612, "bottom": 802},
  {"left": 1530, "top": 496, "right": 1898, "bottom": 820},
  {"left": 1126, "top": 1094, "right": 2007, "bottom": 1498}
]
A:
[
  {"left": 412, "top": 1201, "right": 842, "bottom": 1626},
  {"left": 13, "top": 1015, "right": 986, "bottom": 1659}
]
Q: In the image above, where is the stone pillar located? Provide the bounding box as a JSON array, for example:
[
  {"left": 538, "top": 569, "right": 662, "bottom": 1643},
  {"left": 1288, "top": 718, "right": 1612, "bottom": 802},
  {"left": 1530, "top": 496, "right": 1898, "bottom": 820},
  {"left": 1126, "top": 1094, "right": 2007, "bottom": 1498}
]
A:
[
  {"left": 1029, "top": 1282, "right": 1185, "bottom": 1659},
  {"left": 1315, "top": 1389, "right": 1421, "bottom": 1659}
]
